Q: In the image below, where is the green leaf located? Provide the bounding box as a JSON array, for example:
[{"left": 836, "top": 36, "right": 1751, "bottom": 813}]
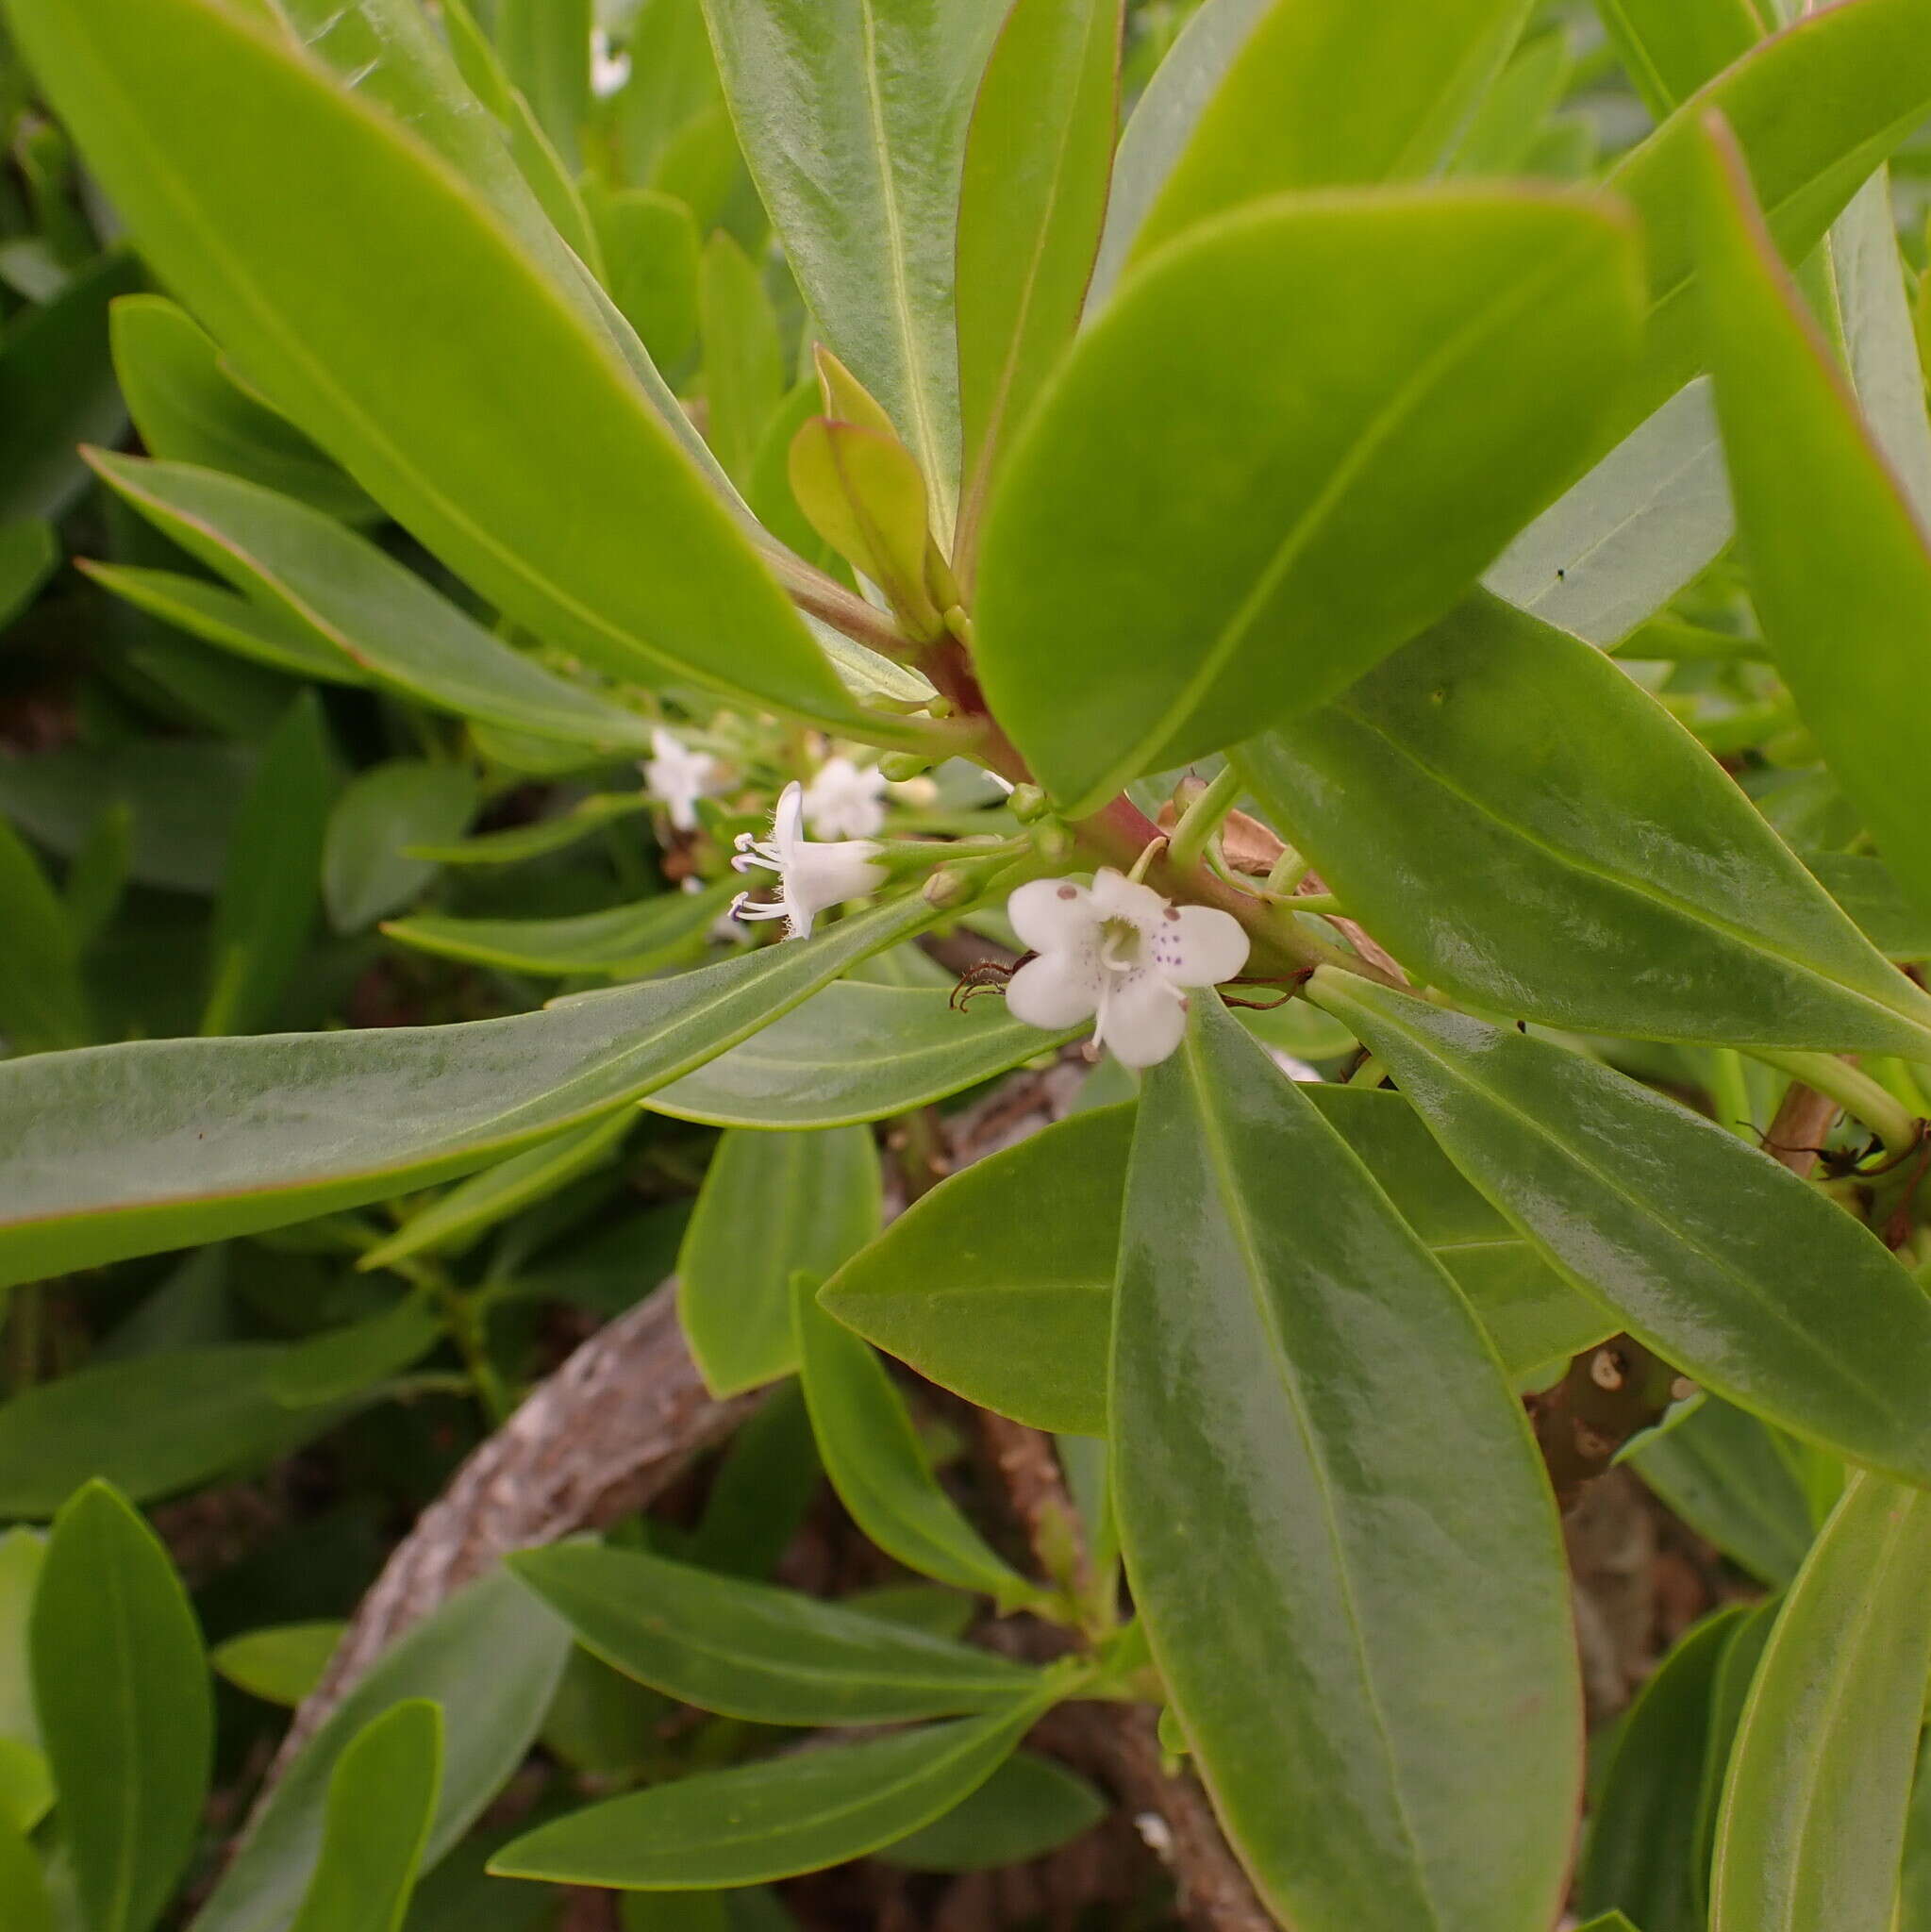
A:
[
  {"left": 323, "top": 762, "right": 479, "bottom": 933},
  {"left": 0, "top": 1821, "right": 53, "bottom": 1932},
  {"left": 1710, "top": 1474, "right": 1931, "bottom": 1930},
  {"left": 212, "top": 1622, "right": 345, "bottom": 1708},
  {"left": 267, "top": 1296, "right": 448, "bottom": 1407},
  {"left": 1576, "top": 1918, "right": 1643, "bottom": 1932},
  {"left": 201, "top": 691, "right": 337, "bottom": 1037},
  {"left": 8, "top": 0, "right": 850, "bottom": 724},
  {"left": 110, "top": 293, "right": 375, "bottom": 523},
  {"left": 793, "top": 1272, "right": 1037, "bottom": 1604},
  {"left": 0, "top": 1738, "right": 51, "bottom": 1835},
  {"left": 0, "top": 813, "right": 90, "bottom": 1054},
  {"left": 700, "top": 0, "right": 1006, "bottom": 531},
  {"left": 1697, "top": 117, "right": 1931, "bottom": 920},
  {"left": 0, "top": 522, "right": 57, "bottom": 632},
  {"left": 510, "top": 1541, "right": 1043, "bottom": 1724},
  {"left": 489, "top": 1692, "right": 1054, "bottom": 1889},
  {"left": 1835, "top": 165, "right": 1931, "bottom": 522},
  {"left": 1628, "top": 1398, "right": 1815, "bottom": 1585},
  {"left": 0, "top": 1530, "right": 43, "bottom": 1744},
  {"left": 492, "top": 0, "right": 591, "bottom": 168},
  {"left": 0, "top": 891, "right": 932, "bottom": 1291},
  {"left": 1447, "top": 27, "right": 1573, "bottom": 175},
  {"left": 875, "top": 1751, "right": 1106, "bottom": 1871},
  {"left": 1111, "top": 998, "right": 1579, "bottom": 1930},
  {"left": 1129, "top": 0, "right": 1535, "bottom": 259},
  {"left": 289, "top": 1700, "right": 442, "bottom": 1932},
  {"left": 1309, "top": 973, "right": 1931, "bottom": 1488},
  {"left": 789, "top": 417, "right": 942, "bottom": 636},
  {"left": 645, "top": 980, "right": 1073, "bottom": 1128},
  {"left": 196, "top": 1565, "right": 569, "bottom": 1932},
  {"left": 0, "top": 250, "right": 141, "bottom": 523},
  {"left": 402, "top": 793, "right": 646, "bottom": 868},
  {"left": 680, "top": 1125, "right": 880, "bottom": 1397},
  {"left": 687, "top": 1385, "right": 822, "bottom": 1582},
  {"left": 1242, "top": 592, "right": 1931, "bottom": 1056},
  {"left": 953, "top": 0, "right": 1121, "bottom": 572},
  {"left": 1594, "top": 0, "right": 1763, "bottom": 117},
  {"left": 1694, "top": 1596, "right": 1779, "bottom": 1917},
  {"left": 30, "top": 1483, "right": 211, "bottom": 1932},
  {"left": 1806, "top": 854, "right": 1931, "bottom": 963},
  {"left": 1578, "top": 1607, "right": 1748, "bottom": 1932},
  {"left": 823, "top": 1088, "right": 1607, "bottom": 1435},
  {"left": 92, "top": 455, "right": 662, "bottom": 753},
  {"left": 699, "top": 230, "right": 784, "bottom": 489},
  {"left": 974, "top": 188, "right": 1644, "bottom": 809},
  {"left": 595, "top": 189, "right": 702, "bottom": 371},
  {"left": 382, "top": 881, "right": 734, "bottom": 978}
]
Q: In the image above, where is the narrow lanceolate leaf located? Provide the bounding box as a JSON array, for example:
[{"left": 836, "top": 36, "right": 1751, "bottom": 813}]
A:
[
  {"left": 0, "top": 893, "right": 934, "bottom": 1291},
  {"left": 1129, "top": 0, "right": 1535, "bottom": 260},
  {"left": 6, "top": 0, "right": 850, "bottom": 724},
  {"left": 1594, "top": 0, "right": 1763, "bottom": 118},
  {"left": 698, "top": 230, "right": 783, "bottom": 490},
  {"left": 1577, "top": 1607, "right": 1749, "bottom": 1932},
  {"left": 679, "top": 1125, "right": 880, "bottom": 1397},
  {"left": 288, "top": 1701, "right": 442, "bottom": 1932},
  {"left": 510, "top": 1542, "right": 1043, "bottom": 1724},
  {"left": 383, "top": 882, "right": 733, "bottom": 979},
  {"left": 92, "top": 456, "right": 659, "bottom": 753},
  {"left": 644, "top": 982, "right": 1079, "bottom": 1129},
  {"left": 1241, "top": 593, "right": 1931, "bottom": 1058},
  {"left": 974, "top": 189, "right": 1643, "bottom": 811},
  {"left": 30, "top": 1484, "right": 211, "bottom": 1932},
  {"left": 1112, "top": 1000, "right": 1579, "bottom": 1931},
  {"left": 0, "top": 815, "right": 90, "bottom": 1053},
  {"left": 953, "top": 0, "right": 1121, "bottom": 573},
  {"left": 1309, "top": 974, "right": 1931, "bottom": 1487},
  {"left": 323, "top": 761, "right": 478, "bottom": 933},
  {"left": 1711, "top": 1474, "right": 1931, "bottom": 1931},
  {"left": 197, "top": 1567, "right": 569, "bottom": 1932},
  {"left": 489, "top": 1694, "right": 1053, "bottom": 1890},
  {"left": 701, "top": 0, "right": 1007, "bottom": 534},
  {"left": 1697, "top": 118, "right": 1931, "bottom": 919}
]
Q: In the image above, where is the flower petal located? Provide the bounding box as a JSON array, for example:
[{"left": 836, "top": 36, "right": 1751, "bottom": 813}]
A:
[
  {"left": 1007, "top": 877, "right": 1095, "bottom": 953},
  {"left": 1097, "top": 973, "right": 1188, "bottom": 1069},
  {"left": 1152, "top": 905, "right": 1250, "bottom": 988},
  {"left": 772, "top": 781, "right": 807, "bottom": 853},
  {"left": 1007, "top": 952, "right": 1100, "bottom": 1030},
  {"left": 1089, "top": 868, "right": 1169, "bottom": 931}
]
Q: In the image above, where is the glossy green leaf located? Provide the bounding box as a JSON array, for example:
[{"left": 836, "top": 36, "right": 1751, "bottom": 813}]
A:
[
  {"left": 0, "top": 814, "right": 90, "bottom": 1055},
  {"left": 1711, "top": 1474, "right": 1931, "bottom": 1930},
  {"left": 1694, "top": 1596, "right": 1779, "bottom": 1917},
  {"left": 110, "top": 294, "right": 375, "bottom": 522},
  {"left": 1130, "top": 0, "right": 1535, "bottom": 259},
  {"left": 876, "top": 1750, "right": 1106, "bottom": 1871},
  {"left": 953, "top": 0, "right": 1121, "bottom": 570},
  {"left": 700, "top": 0, "right": 1005, "bottom": 531},
  {"left": 382, "top": 881, "right": 732, "bottom": 978},
  {"left": 1806, "top": 854, "right": 1931, "bottom": 963},
  {"left": 1243, "top": 592, "right": 1931, "bottom": 1056},
  {"left": 197, "top": 1565, "right": 569, "bottom": 1932},
  {"left": 974, "top": 189, "right": 1644, "bottom": 810},
  {"left": 1594, "top": 0, "right": 1763, "bottom": 117},
  {"left": 402, "top": 793, "right": 646, "bottom": 868},
  {"left": 1578, "top": 1607, "right": 1748, "bottom": 1932},
  {"left": 0, "top": 892, "right": 933, "bottom": 1291},
  {"left": 680, "top": 1125, "right": 880, "bottom": 1396},
  {"left": 8, "top": 0, "right": 850, "bottom": 724},
  {"left": 489, "top": 1692, "right": 1052, "bottom": 1889},
  {"left": 1628, "top": 1397, "right": 1814, "bottom": 1585},
  {"left": 492, "top": 0, "right": 591, "bottom": 167},
  {"left": 510, "top": 1541, "right": 1042, "bottom": 1724},
  {"left": 700, "top": 231, "right": 784, "bottom": 489},
  {"left": 92, "top": 456, "right": 661, "bottom": 754},
  {"left": 0, "top": 250, "right": 141, "bottom": 523},
  {"left": 645, "top": 981, "right": 1074, "bottom": 1127},
  {"left": 687, "top": 1384, "right": 822, "bottom": 1582},
  {"left": 1310, "top": 974, "right": 1931, "bottom": 1487},
  {"left": 0, "top": 1821, "right": 53, "bottom": 1932},
  {"left": 30, "top": 1483, "right": 211, "bottom": 1932},
  {"left": 212, "top": 1622, "right": 346, "bottom": 1708},
  {"left": 324, "top": 762, "right": 478, "bottom": 933},
  {"left": 1447, "top": 27, "right": 1572, "bottom": 175},
  {"left": 1697, "top": 117, "right": 1931, "bottom": 918},
  {"left": 289, "top": 1700, "right": 442, "bottom": 1932},
  {"left": 823, "top": 1088, "right": 1608, "bottom": 1435},
  {"left": 793, "top": 1272, "right": 1036, "bottom": 1604},
  {"left": 596, "top": 189, "right": 702, "bottom": 371},
  {"left": 1112, "top": 999, "right": 1579, "bottom": 1930},
  {"left": 202, "top": 692, "right": 337, "bottom": 1037}
]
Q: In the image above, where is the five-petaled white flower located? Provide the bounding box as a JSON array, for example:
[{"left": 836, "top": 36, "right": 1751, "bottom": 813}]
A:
[
  {"left": 590, "top": 28, "right": 631, "bottom": 99},
  {"left": 731, "top": 781, "right": 887, "bottom": 940},
  {"left": 1005, "top": 870, "right": 1250, "bottom": 1069},
  {"left": 802, "top": 756, "right": 888, "bottom": 841},
  {"left": 641, "top": 727, "right": 717, "bottom": 833}
]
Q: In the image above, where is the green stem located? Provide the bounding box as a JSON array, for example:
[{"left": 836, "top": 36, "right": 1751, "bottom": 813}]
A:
[
  {"left": 1288, "top": 892, "right": 1343, "bottom": 918},
  {"left": 1749, "top": 1050, "right": 1921, "bottom": 1151},
  {"left": 1165, "top": 764, "right": 1243, "bottom": 874},
  {"left": 1263, "top": 842, "right": 1309, "bottom": 896},
  {"left": 1708, "top": 1047, "right": 1757, "bottom": 1141}
]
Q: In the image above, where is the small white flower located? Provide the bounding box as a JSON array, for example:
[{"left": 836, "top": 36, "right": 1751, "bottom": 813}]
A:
[
  {"left": 802, "top": 756, "right": 887, "bottom": 841},
  {"left": 1005, "top": 870, "right": 1250, "bottom": 1070},
  {"left": 641, "top": 727, "right": 717, "bottom": 833},
  {"left": 731, "top": 781, "right": 887, "bottom": 940},
  {"left": 590, "top": 27, "right": 631, "bottom": 99}
]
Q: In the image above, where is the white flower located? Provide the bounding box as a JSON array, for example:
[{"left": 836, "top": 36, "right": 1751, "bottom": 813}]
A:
[
  {"left": 641, "top": 727, "right": 717, "bottom": 833},
  {"left": 590, "top": 28, "right": 631, "bottom": 99},
  {"left": 1005, "top": 870, "right": 1250, "bottom": 1070},
  {"left": 731, "top": 781, "right": 887, "bottom": 940},
  {"left": 802, "top": 756, "right": 887, "bottom": 841}
]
